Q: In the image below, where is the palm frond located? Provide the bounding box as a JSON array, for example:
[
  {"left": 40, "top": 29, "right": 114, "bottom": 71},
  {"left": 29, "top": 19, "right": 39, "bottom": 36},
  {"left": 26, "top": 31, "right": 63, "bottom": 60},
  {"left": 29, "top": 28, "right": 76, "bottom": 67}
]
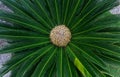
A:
[{"left": 0, "top": 0, "right": 120, "bottom": 77}]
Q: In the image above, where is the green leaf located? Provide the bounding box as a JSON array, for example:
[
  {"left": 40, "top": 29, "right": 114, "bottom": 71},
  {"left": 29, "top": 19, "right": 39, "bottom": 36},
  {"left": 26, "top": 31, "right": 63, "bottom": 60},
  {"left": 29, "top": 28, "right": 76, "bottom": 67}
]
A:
[
  {"left": 45, "top": 0, "right": 56, "bottom": 25},
  {"left": 54, "top": 0, "right": 60, "bottom": 24},
  {"left": 0, "top": 11, "right": 49, "bottom": 34},
  {"left": 10, "top": 65, "right": 22, "bottom": 77},
  {"left": 66, "top": 46, "right": 92, "bottom": 77},
  {"left": 67, "top": 0, "right": 81, "bottom": 26},
  {"left": 63, "top": 53, "right": 73, "bottom": 77},
  {"left": 0, "top": 45, "right": 53, "bottom": 77},
  {"left": 0, "top": 41, "right": 50, "bottom": 53},
  {"left": 31, "top": 46, "right": 56, "bottom": 77},
  {"left": 107, "top": 64, "right": 120, "bottom": 77},
  {"left": 70, "top": 43, "right": 107, "bottom": 70},
  {"left": 34, "top": 0, "right": 54, "bottom": 27},
  {"left": 73, "top": 33, "right": 120, "bottom": 43},
  {"left": 62, "top": 0, "right": 70, "bottom": 24},
  {"left": 81, "top": 42, "right": 120, "bottom": 58},
  {"left": 72, "top": 0, "right": 119, "bottom": 31},
  {"left": 19, "top": 0, "right": 52, "bottom": 29},
  {"left": 56, "top": 47, "right": 64, "bottom": 77},
  {"left": 73, "top": 13, "right": 120, "bottom": 35},
  {"left": 45, "top": 63, "right": 56, "bottom": 77},
  {"left": 0, "top": 0, "right": 120, "bottom": 77}
]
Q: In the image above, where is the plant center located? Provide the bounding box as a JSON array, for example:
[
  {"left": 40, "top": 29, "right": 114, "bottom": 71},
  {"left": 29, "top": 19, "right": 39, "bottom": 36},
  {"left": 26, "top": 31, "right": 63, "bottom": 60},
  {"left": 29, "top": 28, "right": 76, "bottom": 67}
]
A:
[{"left": 50, "top": 25, "right": 71, "bottom": 47}]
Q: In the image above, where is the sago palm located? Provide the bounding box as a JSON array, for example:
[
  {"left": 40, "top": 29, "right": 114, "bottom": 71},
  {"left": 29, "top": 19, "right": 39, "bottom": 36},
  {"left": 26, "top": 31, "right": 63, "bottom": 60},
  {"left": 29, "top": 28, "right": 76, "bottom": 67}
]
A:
[{"left": 0, "top": 0, "right": 120, "bottom": 77}]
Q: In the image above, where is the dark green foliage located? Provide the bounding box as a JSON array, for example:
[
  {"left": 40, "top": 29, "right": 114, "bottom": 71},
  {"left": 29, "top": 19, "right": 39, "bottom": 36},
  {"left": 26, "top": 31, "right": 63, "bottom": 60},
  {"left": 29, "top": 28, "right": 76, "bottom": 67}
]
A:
[{"left": 0, "top": 0, "right": 120, "bottom": 77}]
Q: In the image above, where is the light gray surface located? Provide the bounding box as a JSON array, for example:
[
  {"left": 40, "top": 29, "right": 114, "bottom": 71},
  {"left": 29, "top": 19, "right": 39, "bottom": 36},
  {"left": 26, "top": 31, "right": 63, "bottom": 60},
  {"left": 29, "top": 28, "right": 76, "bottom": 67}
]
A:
[
  {"left": 0, "top": 2, "right": 12, "bottom": 77},
  {"left": 111, "top": 5, "right": 120, "bottom": 14},
  {"left": 0, "top": 1, "right": 120, "bottom": 77},
  {"left": 0, "top": 40, "right": 11, "bottom": 77}
]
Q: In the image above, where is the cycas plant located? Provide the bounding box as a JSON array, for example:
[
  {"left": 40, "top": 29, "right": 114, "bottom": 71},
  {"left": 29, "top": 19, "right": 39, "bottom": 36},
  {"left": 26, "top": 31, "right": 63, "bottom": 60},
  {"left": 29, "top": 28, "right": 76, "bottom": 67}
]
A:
[{"left": 0, "top": 0, "right": 120, "bottom": 77}]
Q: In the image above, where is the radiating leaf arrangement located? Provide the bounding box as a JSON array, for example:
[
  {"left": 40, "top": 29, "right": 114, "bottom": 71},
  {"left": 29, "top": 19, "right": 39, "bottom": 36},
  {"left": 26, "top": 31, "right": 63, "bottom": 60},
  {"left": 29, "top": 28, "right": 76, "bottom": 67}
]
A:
[{"left": 0, "top": 0, "right": 120, "bottom": 77}]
